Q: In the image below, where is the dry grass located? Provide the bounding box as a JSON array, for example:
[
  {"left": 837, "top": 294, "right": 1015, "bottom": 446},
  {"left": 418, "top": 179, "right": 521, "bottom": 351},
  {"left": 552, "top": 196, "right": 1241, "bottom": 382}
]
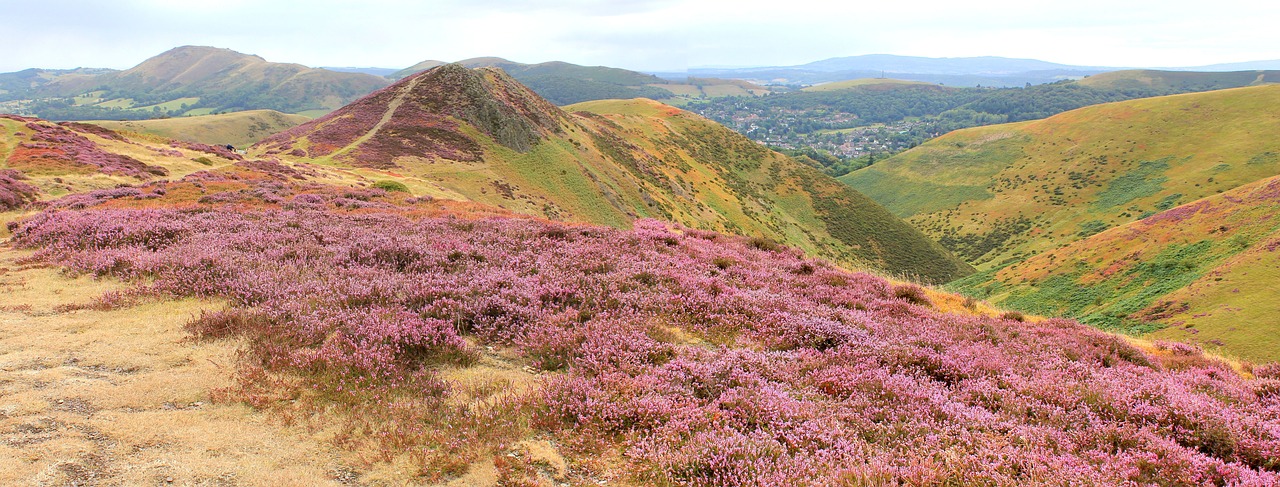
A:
[{"left": 0, "top": 246, "right": 358, "bottom": 485}]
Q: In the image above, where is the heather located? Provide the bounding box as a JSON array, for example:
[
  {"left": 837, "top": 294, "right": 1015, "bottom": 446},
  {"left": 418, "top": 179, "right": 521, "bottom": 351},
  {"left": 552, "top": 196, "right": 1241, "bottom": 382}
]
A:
[
  {"left": 0, "top": 169, "right": 39, "bottom": 210},
  {"left": 10, "top": 120, "right": 169, "bottom": 178},
  {"left": 9, "top": 198, "right": 1279, "bottom": 485}
]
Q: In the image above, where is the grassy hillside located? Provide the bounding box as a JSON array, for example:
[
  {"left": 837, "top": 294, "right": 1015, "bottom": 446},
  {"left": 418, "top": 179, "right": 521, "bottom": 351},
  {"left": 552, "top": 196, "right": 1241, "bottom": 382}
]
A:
[
  {"left": 7, "top": 46, "right": 389, "bottom": 120},
  {"left": 1078, "top": 69, "right": 1280, "bottom": 91},
  {"left": 843, "top": 85, "right": 1280, "bottom": 270},
  {"left": 87, "top": 110, "right": 310, "bottom": 147},
  {"left": 0, "top": 114, "right": 245, "bottom": 201},
  {"left": 950, "top": 175, "right": 1280, "bottom": 362},
  {"left": 802, "top": 78, "right": 937, "bottom": 92},
  {"left": 256, "top": 65, "right": 971, "bottom": 282}
]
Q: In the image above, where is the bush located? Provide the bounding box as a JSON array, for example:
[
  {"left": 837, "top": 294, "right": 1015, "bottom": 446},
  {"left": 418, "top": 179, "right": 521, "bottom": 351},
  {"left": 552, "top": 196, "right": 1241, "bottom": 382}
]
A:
[
  {"left": 371, "top": 180, "right": 410, "bottom": 193},
  {"left": 892, "top": 284, "right": 931, "bottom": 306}
]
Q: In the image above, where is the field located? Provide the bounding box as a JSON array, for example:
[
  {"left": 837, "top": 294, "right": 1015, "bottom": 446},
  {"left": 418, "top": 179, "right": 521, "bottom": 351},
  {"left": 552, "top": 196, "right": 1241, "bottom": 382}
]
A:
[
  {"left": 88, "top": 110, "right": 311, "bottom": 147},
  {"left": 802, "top": 78, "right": 937, "bottom": 92}
]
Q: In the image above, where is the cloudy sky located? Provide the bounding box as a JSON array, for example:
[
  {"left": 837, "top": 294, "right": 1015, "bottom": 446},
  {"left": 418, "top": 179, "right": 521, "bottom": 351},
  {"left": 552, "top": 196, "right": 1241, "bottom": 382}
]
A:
[{"left": 5, "top": 0, "right": 1278, "bottom": 72}]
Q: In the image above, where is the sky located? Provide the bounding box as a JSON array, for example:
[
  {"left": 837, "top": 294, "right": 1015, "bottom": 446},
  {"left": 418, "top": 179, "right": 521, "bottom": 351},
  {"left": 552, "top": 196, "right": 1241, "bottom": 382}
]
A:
[{"left": 4, "top": 0, "right": 1279, "bottom": 73}]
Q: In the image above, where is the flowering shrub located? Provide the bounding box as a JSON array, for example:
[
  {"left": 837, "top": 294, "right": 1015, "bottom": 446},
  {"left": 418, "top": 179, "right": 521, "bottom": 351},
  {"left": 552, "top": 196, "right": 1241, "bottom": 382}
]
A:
[
  {"left": 10, "top": 201, "right": 1280, "bottom": 484},
  {"left": 0, "top": 169, "right": 39, "bottom": 210},
  {"left": 13, "top": 121, "right": 168, "bottom": 178}
]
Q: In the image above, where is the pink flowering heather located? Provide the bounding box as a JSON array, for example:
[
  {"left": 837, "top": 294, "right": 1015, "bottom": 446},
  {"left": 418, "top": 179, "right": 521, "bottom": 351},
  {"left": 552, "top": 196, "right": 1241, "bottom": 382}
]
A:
[
  {"left": 0, "top": 169, "right": 39, "bottom": 210},
  {"left": 14, "top": 121, "right": 168, "bottom": 178},
  {"left": 9, "top": 198, "right": 1280, "bottom": 485}
]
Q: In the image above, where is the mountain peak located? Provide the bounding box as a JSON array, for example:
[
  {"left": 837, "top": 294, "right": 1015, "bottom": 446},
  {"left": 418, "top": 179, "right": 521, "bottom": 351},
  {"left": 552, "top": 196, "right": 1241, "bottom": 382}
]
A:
[{"left": 258, "top": 64, "right": 566, "bottom": 164}]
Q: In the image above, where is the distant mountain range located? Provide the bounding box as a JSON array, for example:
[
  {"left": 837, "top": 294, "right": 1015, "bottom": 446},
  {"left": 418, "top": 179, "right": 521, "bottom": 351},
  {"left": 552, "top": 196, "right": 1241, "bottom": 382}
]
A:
[{"left": 684, "top": 54, "right": 1280, "bottom": 87}]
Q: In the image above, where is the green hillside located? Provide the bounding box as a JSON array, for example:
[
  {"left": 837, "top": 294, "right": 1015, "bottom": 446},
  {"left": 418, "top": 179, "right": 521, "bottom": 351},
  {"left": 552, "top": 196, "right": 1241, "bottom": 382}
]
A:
[
  {"left": 87, "top": 110, "right": 310, "bottom": 147},
  {"left": 802, "top": 78, "right": 937, "bottom": 92},
  {"left": 1078, "top": 69, "right": 1280, "bottom": 91},
  {"left": 842, "top": 85, "right": 1280, "bottom": 270},
  {"left": 6, "top": 46, "right": 389, "bottom": 120},
  {"left": 950, "top": 174, "right": 1280, "bottom": 362},
  {"left": 256, "top": 65, "right": 972, "bottom": 282}
]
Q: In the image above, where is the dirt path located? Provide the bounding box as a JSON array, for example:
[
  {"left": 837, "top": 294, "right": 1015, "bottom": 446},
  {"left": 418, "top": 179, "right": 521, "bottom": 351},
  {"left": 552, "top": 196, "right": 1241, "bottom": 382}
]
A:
[{"left": 0, "top": 246, "right": 356, "bottom": 486}]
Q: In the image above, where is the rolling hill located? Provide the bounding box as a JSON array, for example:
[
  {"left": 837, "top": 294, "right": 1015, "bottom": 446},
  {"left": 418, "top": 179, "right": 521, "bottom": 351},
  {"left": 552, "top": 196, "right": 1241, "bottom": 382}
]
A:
[
  {"left": 1078, "top": 69, "right": 1280, "bottom": 91},
  {"left": 842, "top": 85, "right": 1280, "bottom": 269},
  {"left": 801, "top": 78, "right": 938, "bottom": 92},
  {"left": 4, "top": 46, "right": 390, "bottom": 120},
  {"left": 950, "top": 174, "right": 1280, "bottom": 361},
  {"left": 390, "top": 57, "right": 675, "bottom": 105},
  {"left": 86, "top": 110, "right": 310, "bottom": 148},
  {"left": 256, "top": 64, "right": 972, "bottom": 282}
]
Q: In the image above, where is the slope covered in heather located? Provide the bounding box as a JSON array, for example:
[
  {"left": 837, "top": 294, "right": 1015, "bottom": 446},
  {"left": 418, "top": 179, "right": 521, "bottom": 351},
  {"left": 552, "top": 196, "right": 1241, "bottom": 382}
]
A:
[
  {"left": 842, "top": 85, "right": 1280, "bottom": 270},
  {"left": 389, "top": 57, "right": 675, "bottom": 105},
  {"left": 256, "top": 64, "right": 971, "bottom": 283},
  {"left": 3, "top": 99, "right": 1279, "bottom": 485},
  {"left": 950, "top": 175, "right": 1280, "bottom": 361},
  {"left": 5, "top": 169, "right": 1279, "bottom": 484}
]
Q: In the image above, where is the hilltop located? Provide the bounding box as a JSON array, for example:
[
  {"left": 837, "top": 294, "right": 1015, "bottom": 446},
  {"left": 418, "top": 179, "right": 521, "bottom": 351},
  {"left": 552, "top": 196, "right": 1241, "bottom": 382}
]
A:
[
  {"left": 256, "top": 64, "right": 972, "bottom": 282},
  {"left": 1, "top": 46, "right": 390, "bottom": 120},
  {"left": 390, "top": 57, "right": 675, "bottom": 105}
]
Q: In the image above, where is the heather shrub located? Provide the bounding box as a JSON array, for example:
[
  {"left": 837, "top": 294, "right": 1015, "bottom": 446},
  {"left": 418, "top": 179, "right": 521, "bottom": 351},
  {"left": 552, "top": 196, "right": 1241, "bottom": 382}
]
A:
[
  {"left": 891, "top": 283, "right": 931, "bottom": 306},
  {"left": 10, "top": 205, "right": 1280, "bottom": 485},
  {"left": 1000, "top": 310, "right": 1026, "bottom": 322},
  {"left": 1, "top": 169, "right": 40, "bottom": 210}
]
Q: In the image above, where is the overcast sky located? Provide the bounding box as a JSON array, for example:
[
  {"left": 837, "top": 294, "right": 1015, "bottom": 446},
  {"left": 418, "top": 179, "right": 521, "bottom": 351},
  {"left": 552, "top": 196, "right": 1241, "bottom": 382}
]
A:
[{"left": 4, "top": 0, "right": 1278, "bottom": 73}]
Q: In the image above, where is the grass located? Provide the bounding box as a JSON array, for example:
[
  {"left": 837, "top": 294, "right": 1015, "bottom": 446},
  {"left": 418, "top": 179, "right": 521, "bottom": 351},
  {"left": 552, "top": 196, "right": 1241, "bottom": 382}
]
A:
[
  {"left": 802, "top": 78, "right": 936, "bottom": 92},
  {"left": 262, "top": 87, "right": 969, "bottom": 283},
  {"left": 88, "top": 110, "right": 311, "bottom": 147},
  {"left": 951, "top": 174, "right": 1280, "bottom": 362},
  {"left": 847, "top": 84, "right": 1280, "bottom": 271},
  {"left": 0, "top": 247, "right": 355, "bottom": 485}
]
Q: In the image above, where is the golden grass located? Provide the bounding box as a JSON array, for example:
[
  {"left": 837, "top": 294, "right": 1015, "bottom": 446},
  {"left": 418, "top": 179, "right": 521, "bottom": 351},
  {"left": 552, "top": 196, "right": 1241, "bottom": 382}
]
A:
[{"left": 0, "top": 247, "right": 356, "bottom": 485}]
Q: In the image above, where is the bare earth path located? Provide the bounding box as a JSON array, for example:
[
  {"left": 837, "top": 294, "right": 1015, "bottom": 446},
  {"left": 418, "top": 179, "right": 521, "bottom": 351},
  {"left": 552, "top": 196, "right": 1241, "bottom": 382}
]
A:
[{"left": 0, "top": 246, "right": 355, "bottom": 486}]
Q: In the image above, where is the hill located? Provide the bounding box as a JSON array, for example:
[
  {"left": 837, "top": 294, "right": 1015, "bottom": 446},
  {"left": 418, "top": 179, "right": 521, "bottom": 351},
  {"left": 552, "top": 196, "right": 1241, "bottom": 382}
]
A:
[
  {"left": 3, "top": 92, "right": 1279, "bottom": 485},
  {"left": 1078, "top": 69, "right": 1280, "bottom": 91},
  {"left": 950, "top": 174, "right": 1280, "bottom": 362},
  {"left": 802, "top": 78, "right": 937, "bottom": 92},
  {"left": 390, "top": 57, "right": 675, "bottom": 105},
  {"left": 255, "top": 64, "right": 972, "bottom": 283},
  {"left": 86, "top": 110, "right": 310, "bottom": 148},
  {"left": 690, "top": 54, "right": 1113, "bottom": 87},
  {"left": 4, "top": 149, "right": 1279, "bottom": 484},
  {"left": 4, "top": 46, "right": 390, "bottom": 120},
  {"left": 842, "top": 85, "right": 1280, "bottom": 269},
  {"left": 799, "top": 54, "right": 1100, "bottom": 75}
]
